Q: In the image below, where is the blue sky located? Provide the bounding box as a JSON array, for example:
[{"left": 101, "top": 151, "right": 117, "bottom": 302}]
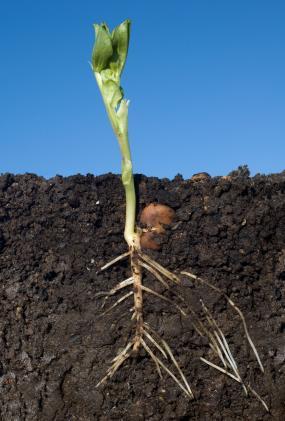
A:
[{"left": 0, "top": 0, "right": 284, "bottom": 179}]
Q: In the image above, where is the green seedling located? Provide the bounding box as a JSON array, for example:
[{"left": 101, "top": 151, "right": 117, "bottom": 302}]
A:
[
  {"left": 91, "top": 19, "right": 268, "bottom": 411},
  {"left": 92, "top": 19, "right": 137, "bottom": 251}
]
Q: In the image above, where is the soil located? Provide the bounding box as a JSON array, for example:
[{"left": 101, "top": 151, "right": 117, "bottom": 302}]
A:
[{"left": 0, "top": 166, "right": 284, "bottom": 421}]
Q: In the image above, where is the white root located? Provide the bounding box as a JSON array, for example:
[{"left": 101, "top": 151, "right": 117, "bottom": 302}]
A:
[
  {"left": 96, "top": 341, "right": 133, "bottom": 387},
  {"left": 141, "top": 285, "right": 187, "bottom": 316},
  {"left": 139, "top": 260, "right": 170, "bottom": 289},
  {"left": 139, "top": 252, "right": 180, "bottom": 284},
  {"left": 141, "top": 338, "right": 193, "bottom": 399},
  {"left": 161, "top": 339, "right": 194, "bottom": 399},
  {"left": 96, "top": 251, "right": 266, "bottom": 411},
  {"left": 141, "top": 338, "right": 163, "bottom": 379},
  {"left": 247, "top": 384, "right": 269, "bottom": 412},
  {"left": 181, "top": 271, "right": 264, "bottom": 373},
  {"left": 100, "top": 251, "right": 130, "bottom": 271},
  {"left": 107, "top": 277, "right": 134, "bottom": 295},
  {"left": 200, "top": 357, "right": 241, "bottom": 383},
  {"left": 143, "top": 328, "right": 168, "bottom": 359},
  {"left": 201, "top": 300, "right": 248, "bottom": 396},
  {"left": 143, "top": 323, "right": 194, "bottom": 399},
  {"left": 98, "top": 277, "right": 133, "bottom": 308},
  {"left": 102, "top": 291, "right": 133, "bottom": 315}
]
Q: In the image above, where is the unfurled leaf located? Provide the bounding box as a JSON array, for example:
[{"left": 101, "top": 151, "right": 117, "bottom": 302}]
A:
[
  {"left": 111, "top": 19, "right": 131, "bottom": 77},
  {"left": 92, "top": 24, "right": 113, "bottom": 72}
]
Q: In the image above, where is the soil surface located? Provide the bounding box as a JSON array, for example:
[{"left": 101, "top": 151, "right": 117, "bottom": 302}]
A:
[{"left": 0, "top": 167, "right": 284, "bottom": 420}]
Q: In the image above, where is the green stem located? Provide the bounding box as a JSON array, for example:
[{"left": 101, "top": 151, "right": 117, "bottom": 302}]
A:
[
  {"left": 120, "top": 135, "right": 137, "bottom": 248},
  {"left": 95, "top": 73, "right": 138, "bottom": 249}
]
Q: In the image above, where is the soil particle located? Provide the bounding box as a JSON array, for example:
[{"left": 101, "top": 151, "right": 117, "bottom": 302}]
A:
[{"left": 0, "top": 168, "right": 285, "bottom": 420}]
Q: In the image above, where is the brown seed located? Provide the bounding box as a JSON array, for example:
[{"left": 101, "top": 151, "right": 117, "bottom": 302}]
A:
[
  {"left": 140, "top": 203, "right": 175, "bottom": 232},
  {"left": 140, "top": 232, "right": 161, "bottom": 250},
  {"left": 139, "top": 203, "right": 175, "bottom": 250}
]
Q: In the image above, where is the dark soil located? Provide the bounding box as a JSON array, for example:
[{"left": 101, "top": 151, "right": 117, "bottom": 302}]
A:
[{"left": 0, "top": 167, "right": 284, "bottom": 420}]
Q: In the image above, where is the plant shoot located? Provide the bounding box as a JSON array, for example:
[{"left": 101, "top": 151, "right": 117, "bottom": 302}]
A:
[
  {"left": 91, "top": 19, "right": 268, "bottom": 411},
  {"left": 92, "top": 19, "right": 138, "bottom": 250}
]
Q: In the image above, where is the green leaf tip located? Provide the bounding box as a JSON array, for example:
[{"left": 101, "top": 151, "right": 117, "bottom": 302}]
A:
[
  {"left": 92, "top": 23, "right": 113, "bottom": 73},
  {"left": 92, "top": 19, "right": 131, "bottom": 76}
]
